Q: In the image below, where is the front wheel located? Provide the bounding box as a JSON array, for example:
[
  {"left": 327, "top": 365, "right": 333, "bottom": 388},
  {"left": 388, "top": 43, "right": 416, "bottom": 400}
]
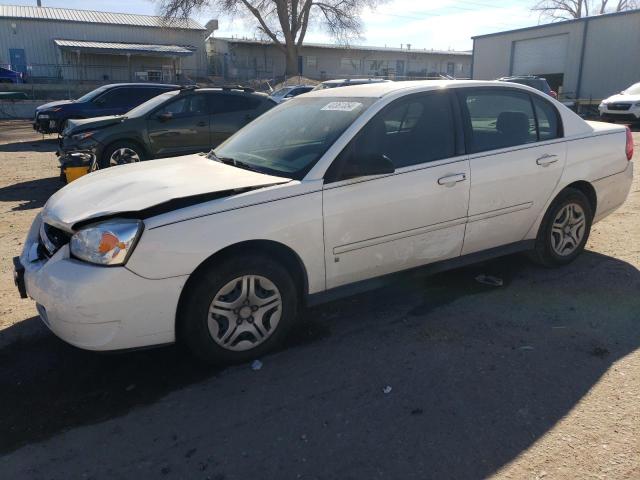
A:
[
  {"left": 179, "top": 254, "right": 299, "bottom": 364},
  {"left": 529, "top": 188, "right": 593, "bottom": 267},
  {"left": 100, "top": 141, "right": 144, "bottom": 169}
]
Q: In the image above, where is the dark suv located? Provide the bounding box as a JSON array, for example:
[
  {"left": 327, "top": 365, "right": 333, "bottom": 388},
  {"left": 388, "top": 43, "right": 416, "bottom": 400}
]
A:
[
  {"left": 34, "top": 83, "right": 180, "bottom": 134},
  {"left": 60, "top": 86, "right": 276, "bottom": 168},
  {"left": 498, "top": 76, "right": 558, "bottom": 99}
]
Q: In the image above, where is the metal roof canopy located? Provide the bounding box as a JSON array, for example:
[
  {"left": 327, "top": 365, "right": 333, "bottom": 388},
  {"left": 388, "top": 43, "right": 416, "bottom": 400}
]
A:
[
  {"left": 54, "top": 39, "right": 195, "bottom": 57},
  {"left": 0, "top": 4, "right": 204, "bottom": 30}
]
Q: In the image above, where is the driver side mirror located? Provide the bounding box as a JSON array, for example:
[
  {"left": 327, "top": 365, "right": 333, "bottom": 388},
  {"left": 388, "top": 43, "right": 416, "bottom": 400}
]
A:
[
  {"left": 157, "top": 112, "right": 173, "bottom": 122},
  {"left": 342, "top": 153, "right": 395, "bottom": 179}
]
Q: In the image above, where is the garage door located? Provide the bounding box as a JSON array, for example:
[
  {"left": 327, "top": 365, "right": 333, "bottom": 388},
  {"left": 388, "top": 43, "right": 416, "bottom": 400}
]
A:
[{"left": 512, "top": 34, "right": 568, "bottom": 75}]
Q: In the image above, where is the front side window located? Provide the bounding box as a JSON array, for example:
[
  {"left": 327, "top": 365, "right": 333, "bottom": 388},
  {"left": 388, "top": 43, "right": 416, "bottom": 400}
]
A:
[
  {"left": 458, "top": 89, "right": 537, "bottom": 153},
  {"left": 157, "top": 94, "right": 207, "bottom": 117},
  {"left": 328, "top": 92, "right": 456, "bottom": 180},
  {"left": 213, "top": 97, "right": 375, "bottom": 179}
]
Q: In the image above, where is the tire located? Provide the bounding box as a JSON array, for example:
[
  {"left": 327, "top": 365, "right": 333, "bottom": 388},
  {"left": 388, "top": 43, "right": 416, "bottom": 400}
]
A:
[
  {"left": 179, "top": 254, "right": 299, "bottom": 365},
  {"left": 100, "top": 141, "right": 145, "bottom": 169},
  {"left": 529, "top": 188, "right": 593, "bottom": 267}
]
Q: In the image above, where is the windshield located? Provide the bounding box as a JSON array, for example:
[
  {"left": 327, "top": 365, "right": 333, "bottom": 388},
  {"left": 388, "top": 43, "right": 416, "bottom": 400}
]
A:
[
  {"left": 623, "top": 83, "right": 640, "bottom": 95},
  {"left": 76, "top": 85, "right": 110, "bottom": 103},
  {"left": 270, "top": 87, "right": 293, "bottom": 97},
  {"left": 212, "top": 96, "right": 375, "bottom": 179},
  {"left": 126, "top": 90, "right": 180, "bottom": 116}
]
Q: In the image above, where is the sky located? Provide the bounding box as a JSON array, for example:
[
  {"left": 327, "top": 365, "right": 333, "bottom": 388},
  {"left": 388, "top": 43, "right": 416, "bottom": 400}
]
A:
[{"left": 5, "top": 0, "right": 543, "bottom": 50}]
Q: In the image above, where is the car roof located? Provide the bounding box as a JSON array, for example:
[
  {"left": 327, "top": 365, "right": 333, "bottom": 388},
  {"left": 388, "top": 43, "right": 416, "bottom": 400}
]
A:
[
  {"left": 305, "top": 79, "right": 539, "bottom": 98},
  {"left": 103, "top": 83, "right": 180, "bottom": 88}
]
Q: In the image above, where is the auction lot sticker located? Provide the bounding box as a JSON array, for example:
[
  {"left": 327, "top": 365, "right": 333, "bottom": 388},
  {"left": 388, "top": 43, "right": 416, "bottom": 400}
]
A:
[{"left": 321, "top": 102, "right": 363, "bottom": 112}]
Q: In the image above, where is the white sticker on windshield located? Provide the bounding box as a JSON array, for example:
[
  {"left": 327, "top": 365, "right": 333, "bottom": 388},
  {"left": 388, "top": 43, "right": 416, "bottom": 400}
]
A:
[{"left": 321, "top": 101, "right": 362, "bottom": 112}]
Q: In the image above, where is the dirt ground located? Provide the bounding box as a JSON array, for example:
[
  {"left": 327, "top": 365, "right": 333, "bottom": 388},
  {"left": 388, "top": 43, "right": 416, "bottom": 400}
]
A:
[{"left": 0, "top": 120, "right": 638, "bottom": 479}]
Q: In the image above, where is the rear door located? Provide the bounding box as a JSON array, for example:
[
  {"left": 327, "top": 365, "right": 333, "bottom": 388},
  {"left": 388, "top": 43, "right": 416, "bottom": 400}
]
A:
[
  {"left": 209, "top": 93, "right": 265, "bottom": 147},
  {"left": 457, "top": 87, "right": 566, "bottom": 254},
  {"left": 147, "top": 93, "right": 210, "bottom": 157}
]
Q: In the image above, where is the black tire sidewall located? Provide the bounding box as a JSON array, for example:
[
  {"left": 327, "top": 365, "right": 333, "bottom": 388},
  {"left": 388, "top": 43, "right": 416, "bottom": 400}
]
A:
[
  {"left": 100, "top": 141, "right": 144, "bottom": 169},
  {"left": 179, "top": 255, "right": 299, "bottom": 365},
  {"left": 535, "top": 188, "right": 593, "bottom": 266}
]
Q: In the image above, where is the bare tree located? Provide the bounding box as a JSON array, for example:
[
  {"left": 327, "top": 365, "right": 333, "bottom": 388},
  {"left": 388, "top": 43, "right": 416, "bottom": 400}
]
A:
[
  {"left": 158, "top": 0, "right": 385, "bottom": 75},
  {"left": 533, "top": 0, "right": 638, "bottom": 21}
]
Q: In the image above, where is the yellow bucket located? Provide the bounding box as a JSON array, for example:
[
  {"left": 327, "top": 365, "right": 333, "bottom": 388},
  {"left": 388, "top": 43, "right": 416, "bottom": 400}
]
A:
[{"left": 64, "top": 165, "right": 90, "bottom": 183}]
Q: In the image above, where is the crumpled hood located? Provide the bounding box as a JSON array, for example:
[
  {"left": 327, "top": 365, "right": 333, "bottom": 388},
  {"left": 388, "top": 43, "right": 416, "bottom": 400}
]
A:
[
  {"left": 42, "top": 154, "right": 291, "bottom": 230},
  {"left": 604, "top": 93, "right": 640, "bottom": 104},
  {"left": 36, "top": 99, "right": 73, "bottom": 112},
  {"left": 66, "top": 115, "right": 124, "bottom": 135}
]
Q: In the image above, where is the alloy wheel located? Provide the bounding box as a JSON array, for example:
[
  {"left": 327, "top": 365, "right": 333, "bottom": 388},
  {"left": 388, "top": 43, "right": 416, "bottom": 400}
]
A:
[
  {"left": 550, "top": 202, "right": 586, "bottom": 256},
  {"left": 109, "top": 147, "right": 141, "bottom": 167},
  {"left": 207, "top": 275, "right": 282, "bottom": 352}
]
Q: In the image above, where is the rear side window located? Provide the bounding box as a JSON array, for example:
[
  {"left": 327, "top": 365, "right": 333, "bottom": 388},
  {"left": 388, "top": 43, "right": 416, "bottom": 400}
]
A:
[
  {"left": 533, "top": 96, "right": 561, "bottom": 141},
  {"left": 220, "top": 94, "right": 261, "bottom": 113},
  {"left": 458, "top": 89, "right": 537, "bottom": 153}
]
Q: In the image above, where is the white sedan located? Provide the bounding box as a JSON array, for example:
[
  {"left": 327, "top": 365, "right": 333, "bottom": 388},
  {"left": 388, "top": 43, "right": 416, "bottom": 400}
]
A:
[
  {"left": 14, "top": 80, "right": 634, "bottom": 364},
  {"left": 599, "top": 81, "right": 640, "bottom": 123}
]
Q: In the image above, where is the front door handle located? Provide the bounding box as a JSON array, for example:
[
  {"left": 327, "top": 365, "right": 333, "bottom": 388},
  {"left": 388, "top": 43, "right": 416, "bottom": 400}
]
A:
[
  {"left": 437, "top": 173, "right": 467, "bottom": 186},
  {"left": 196, "top": 121, "right": 207, "bottom": 127},
  {"left": 536, "top": 153, "right": 559, "bottom": 166}
]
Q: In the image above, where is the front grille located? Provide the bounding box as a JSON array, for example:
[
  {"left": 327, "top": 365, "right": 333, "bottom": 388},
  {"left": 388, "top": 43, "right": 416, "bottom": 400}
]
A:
[
  {"left": 39, "top": 222, "right": 71, "bottom": 257},
  {"left": 608, "top": 103, "right": 631, "bottom": 111}
]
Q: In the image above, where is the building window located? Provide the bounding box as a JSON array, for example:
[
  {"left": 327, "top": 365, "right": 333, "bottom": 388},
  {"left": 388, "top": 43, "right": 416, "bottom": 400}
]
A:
[
  {"left": 447, "top": 62, "right": 455, "bottom": 76},
  {"left": 306, "top": 56, "right": 317, "bottom": 69},
  {"left": 340, "top": 58, "right": 357, "bottom": 72}
]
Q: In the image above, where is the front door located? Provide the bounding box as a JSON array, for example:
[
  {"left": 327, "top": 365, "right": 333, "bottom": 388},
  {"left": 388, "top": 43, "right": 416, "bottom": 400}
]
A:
[
  {"left": 456, "top": 87, "right": 566, "bottom": 255},
  {"left": 147, "top": 93, "right": 211, "bottom": 157},
  {"left": 322, "top": 91, "right": 470, "bottom": 289}
]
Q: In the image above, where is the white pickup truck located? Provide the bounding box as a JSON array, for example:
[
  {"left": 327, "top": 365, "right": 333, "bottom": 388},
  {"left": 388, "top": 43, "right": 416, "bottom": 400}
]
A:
[{"left": 14, "top": 80, "right": 634, "bottom": 364}]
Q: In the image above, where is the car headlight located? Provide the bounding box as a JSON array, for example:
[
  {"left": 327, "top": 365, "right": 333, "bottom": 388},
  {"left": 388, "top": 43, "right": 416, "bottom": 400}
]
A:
[
  {"left": 70, "top": 131, "right": 96, "bottom": 142},
  {"left": 70, "top": 219, "right": 143, "bottom": 266},
  {"left": 634, "top": 101, "right": 640, "bottom": 107}
]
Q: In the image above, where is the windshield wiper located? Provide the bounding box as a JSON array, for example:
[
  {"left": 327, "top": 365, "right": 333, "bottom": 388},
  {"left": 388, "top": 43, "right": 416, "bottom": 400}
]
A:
[{"left": 208, "top": 150, "right": 263, "bottom": 173}]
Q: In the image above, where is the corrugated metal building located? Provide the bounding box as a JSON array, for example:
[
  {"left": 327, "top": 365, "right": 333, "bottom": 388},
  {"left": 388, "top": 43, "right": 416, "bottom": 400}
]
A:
[
  {"left": 471, "top": 9, "right": 640, "bottom": 101},
  {"left": 209, "top": 37, "right": 472, "bottom": 81},
  {"left": 0, "top": 4, "right": 208, "bottom": 83}
]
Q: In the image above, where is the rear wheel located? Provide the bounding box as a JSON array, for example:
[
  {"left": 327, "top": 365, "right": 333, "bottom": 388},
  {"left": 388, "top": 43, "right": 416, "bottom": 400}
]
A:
[
  {"left": 179, "top": 254, "right": 298, "bottom": 364},
  {"left": 100, "top": 141, "right": 144, "bottom": 168},
  {"left": 529, "top": 188, "right": 593, "bottom": 267}
]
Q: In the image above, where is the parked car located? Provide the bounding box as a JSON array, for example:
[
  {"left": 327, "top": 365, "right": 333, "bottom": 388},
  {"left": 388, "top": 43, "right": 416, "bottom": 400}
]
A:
[
  {"left": 14, "top": 80, "right": 634, "bottom": 364},
  {"left": 598, "top": 82, "right": 640, "bottom": 123},
  {"left": 33, "top": 83, "right": 180, "bottom": 134},
  {"left": 269, "top": 85, "right": 315, "bottom": 103},
  {"left": 0, "top": 66, "right": 24, "bottom": 83},
  {"left": 59, "top": 86, "right": 276, "bottom": 168},
  {"left": 312, "top": 78, "right": 392, "bottom": 90},
  {"left": 499, "top": 76, "right": 557, "bottom": 99}
]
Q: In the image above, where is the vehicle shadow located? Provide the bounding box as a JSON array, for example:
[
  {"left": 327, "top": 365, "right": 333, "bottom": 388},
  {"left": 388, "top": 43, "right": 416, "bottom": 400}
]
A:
[
  {"left": 1, "top": 250, "right": 638, "bottom": 479},
  {"left": 0, "top": 176, "right": 61, "bottom": 210},
  {"left": 0, "top": 139, "right": 58, "bottom": 153}
]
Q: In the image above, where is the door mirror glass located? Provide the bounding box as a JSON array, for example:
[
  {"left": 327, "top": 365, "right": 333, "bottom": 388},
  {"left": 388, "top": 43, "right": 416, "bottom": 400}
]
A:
[
  {"left": 157, "top": 112, "right": 173, "bottom": 122},
  {"left": 342, "top": 153, "right": 395, "bottom": 179}
]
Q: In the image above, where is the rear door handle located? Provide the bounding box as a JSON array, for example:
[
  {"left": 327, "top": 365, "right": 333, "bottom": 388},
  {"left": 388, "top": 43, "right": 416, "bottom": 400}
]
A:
[
  {"left": 536, "top": 154, "right": 558, "bottom": 166},
  {"left": 437, "top": 173, "right": 467, "bottom": 186}
]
